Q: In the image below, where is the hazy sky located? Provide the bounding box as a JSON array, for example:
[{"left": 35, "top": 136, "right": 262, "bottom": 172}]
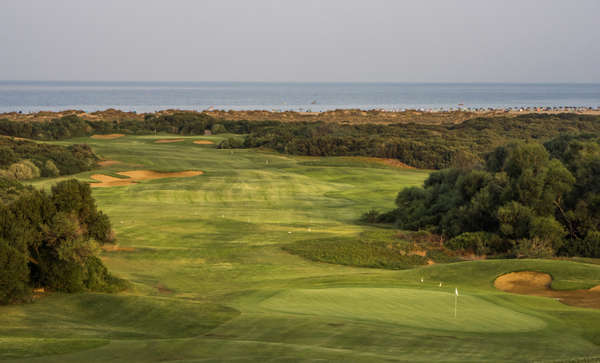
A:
[{"left": 1, "top": 0, "right": 599, "bottom": 82}]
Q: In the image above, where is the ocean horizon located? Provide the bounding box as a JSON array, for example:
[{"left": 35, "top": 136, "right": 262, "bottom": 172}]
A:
[{"left": 1, "top": 81, "right": 599, "bottom": 113}]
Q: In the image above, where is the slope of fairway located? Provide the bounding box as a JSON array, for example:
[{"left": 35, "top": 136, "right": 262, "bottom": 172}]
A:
[{"left": 3, "top": 134, "right": 599, "bottom": 362}]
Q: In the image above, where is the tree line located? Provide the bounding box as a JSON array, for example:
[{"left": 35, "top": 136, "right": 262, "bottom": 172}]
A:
[
  {"left": 366, "top": 135, "right": 600, "bottom": 258},
  {"left": 0, "top": 178, "right": 125, "bottom": 304},
  {"left": 0, "top": 138, "right": 98, "bottom": 181},
  {"left": 0, "top": 113, "right": 277, "bottom": 140},
  {"left": 224, "top": 113, "right": 600, "bottom": 169},
  {"left": 3, "top": 112, "right": 600, "bottom": 170}
]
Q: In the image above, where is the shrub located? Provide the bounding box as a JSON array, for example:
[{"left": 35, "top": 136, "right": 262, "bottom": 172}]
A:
[
  {"left": 8, "top": 160, "right": 41, "bottom": 180},
  {"left": 43, "top": 160, "right": 60, "bottom": 177},
  {"left": 0, "top": 239, "right": 30, "bottom": 304},
  {"left": 516, "top": 237, "right": 556, "bottom": 258},
  {"left": 447, "top": 232, "right": 493, "bottom": 255},
  {"left": 360, "top": 209, "right": 380, "bottom": 223}
]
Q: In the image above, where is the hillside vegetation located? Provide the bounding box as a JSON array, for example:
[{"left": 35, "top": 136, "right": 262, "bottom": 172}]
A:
[
  {"left": 368, "top": 135, "right": 600, "bottom": 259},
  {"left": 0, "top": 178, "right": 124, "bottom": 304},
  {"left": 0, "top": 138, "right": 97, "bottom": 180},
  {"left": 2, "top": 112, "right": 600, "bottom": 170}
]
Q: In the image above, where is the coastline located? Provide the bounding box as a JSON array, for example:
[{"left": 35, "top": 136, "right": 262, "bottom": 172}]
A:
[{"left": 2, "top": 107, "right": 599, "bottom": 126}]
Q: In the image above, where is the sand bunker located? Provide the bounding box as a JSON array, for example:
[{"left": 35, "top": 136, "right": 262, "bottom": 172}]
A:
[
  {"left": 97, "top": 160, "right": 122, "bottom": 167},
  {"left": 91, "top": 134, "right": 125, "bottom": 140},
  {"left": 494, "top": 271, "right": 600, "bottom": 309},
  {"left": 90, "top": 170, "right": 203, "bottom": 187},
  {"left": 154, "top": 138, "right": 184, "bottom": 143},
  {"left": 193, "top": 140, "right": 214, "bottom": 145}
]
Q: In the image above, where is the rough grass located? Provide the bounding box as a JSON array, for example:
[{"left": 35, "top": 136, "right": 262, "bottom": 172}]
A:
[
  {"left": 2, "top": 134, "right": 599, "bottom": 362},
  {"left": 283, "top": 230, "right": 462, "bottom": 269}
]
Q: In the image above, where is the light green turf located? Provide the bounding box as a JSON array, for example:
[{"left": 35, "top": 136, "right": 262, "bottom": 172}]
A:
[{"left": 2, "top": 135, "right": 600, "bottom": 362}]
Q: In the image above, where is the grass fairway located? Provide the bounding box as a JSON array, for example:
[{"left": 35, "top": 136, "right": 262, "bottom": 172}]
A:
[{"left": 2, "top": 135, "right": 600, "bottom": 362}]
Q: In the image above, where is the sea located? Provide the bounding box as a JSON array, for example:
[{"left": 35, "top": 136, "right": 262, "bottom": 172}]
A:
[{"left": 0, "top": 81, "right": 599, "bottom": 113}]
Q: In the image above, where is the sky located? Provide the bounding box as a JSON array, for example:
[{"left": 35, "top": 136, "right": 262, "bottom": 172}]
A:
[{"left": 1, "top": 0, "right": 599, "bottom": 83}]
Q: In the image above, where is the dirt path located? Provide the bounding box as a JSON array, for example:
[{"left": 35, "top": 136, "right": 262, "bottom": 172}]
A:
[{"left": 494, "top": 271, "right": 600, "bottom": 309}]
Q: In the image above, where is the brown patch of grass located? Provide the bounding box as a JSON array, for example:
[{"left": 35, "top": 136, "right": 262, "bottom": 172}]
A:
[
  {"left": 193, "top": 140, "right": 214, "bottom": 145},
  {"left": 494, "top": 271, "right": 600, "bottom": 310},
  {"left": 156, "top": 284, "right": 174, "bottom": 294},
  {"left": 91, "top": 134, "right": 125, "bottom": 140},
  {"left": 90, "top": 170, "right": 203, "bottom": 187},
  {"left": 408, "top": 249, "right": 427, "bottom": 257},
  {"left": 154, "top": 138, "right": 184, "bottom": 143}
]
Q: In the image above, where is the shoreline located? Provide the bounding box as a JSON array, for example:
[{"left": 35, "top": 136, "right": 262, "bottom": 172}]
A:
[{"left": 2, "top": 107, "right": 600, "bottom": 126}]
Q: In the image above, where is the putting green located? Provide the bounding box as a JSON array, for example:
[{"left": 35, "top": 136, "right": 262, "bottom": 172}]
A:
[{"left": 259, "top": 288, "right": 546, "bottom": 333}]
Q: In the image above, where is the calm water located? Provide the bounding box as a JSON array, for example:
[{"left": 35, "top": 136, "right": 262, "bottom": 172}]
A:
[{"left": 0, "top": 81, "right": 599, "bottom": 113}]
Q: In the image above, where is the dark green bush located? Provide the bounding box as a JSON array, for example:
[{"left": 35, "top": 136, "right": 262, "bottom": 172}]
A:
[{"left": 0, "top": 178, "right": 124, "bottom": 304}]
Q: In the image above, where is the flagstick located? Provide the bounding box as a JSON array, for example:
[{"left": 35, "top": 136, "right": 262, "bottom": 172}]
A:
[{"left": 454, "top": 288, "right": 458, "bottom": 318}]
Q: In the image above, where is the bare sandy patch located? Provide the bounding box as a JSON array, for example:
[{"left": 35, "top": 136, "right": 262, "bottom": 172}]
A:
[
  {"left": 495, "top": 271, "right": 600, "bottom": 309},
  {"left": 90, "top": 174, "right": 135, "bottom": 187},
  {"left": 98, "top": 160, "right": 122, "bottom": 167},
  {"left": 193, "top": 140, "right": 214, "bottom": 145},
  {"left": 351, "top": 157, "right": 416, "bottom": 169},
  {"left": 155, "top": 138, "right": 184, "bottom": 143},
  {"left": 102, "top": 244, "right": 136, "bottom": 252},
  {"left": 91, "top": 134, "right": 125, "bottom": 140},
  {"left": 0, "top": 135, "right": 27, "bottom": 141},
  {"left": 90, "top": 170, "right": 203, "bottom": 187}
]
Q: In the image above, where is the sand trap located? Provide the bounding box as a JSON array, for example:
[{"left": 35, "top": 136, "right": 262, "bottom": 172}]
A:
[
  {"left": 155, "top": 138, "right": 184, "bottom": 143},
  {"left": 193, "top": 140, "right": 214, "bottom": 145},
  {"left": 97, "top": 160, "right": 122, "bottom": 167},
  {"left": 90, "top": 174, "right": 134, "bottom": 187},
  {"left": 495, "top": 271, "right": 600, "bottom": 309},
  {"left": 91, "top": 134, "right": 125, "bottom": 140},
  {"left": 90, "top": 170, "right": 203, "bottom": 187}
]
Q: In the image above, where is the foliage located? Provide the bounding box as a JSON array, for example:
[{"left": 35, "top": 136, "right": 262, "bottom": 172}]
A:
[
  {"left": 283, "top": 235, "right": 428, "bottom": 269},
  {"left": 284, "top": 230, "right": 460, "bottom": 269},
  {"left": 381, "top": 137, "right": 600, "bottom": 258},
  {"left": 446, "top": 232, "right": 504, "bottom": 256},
  {"left": 0, "top": 178, "right": 123, "bottom": 304},
  {"left": 0, "top": 113, "right": 274, "bottom": 140},
  {"left": 0, "top": 138, "right": 98, "bottom": 179},
  {"left": 225, "top": 113, "right": 600, "bottom": 169},
  {"left": 359, "top": 209, "right": 381, "bottom": 223},
  {"left": 3, "top": 112, "right": 600, "bottom": 170}
]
